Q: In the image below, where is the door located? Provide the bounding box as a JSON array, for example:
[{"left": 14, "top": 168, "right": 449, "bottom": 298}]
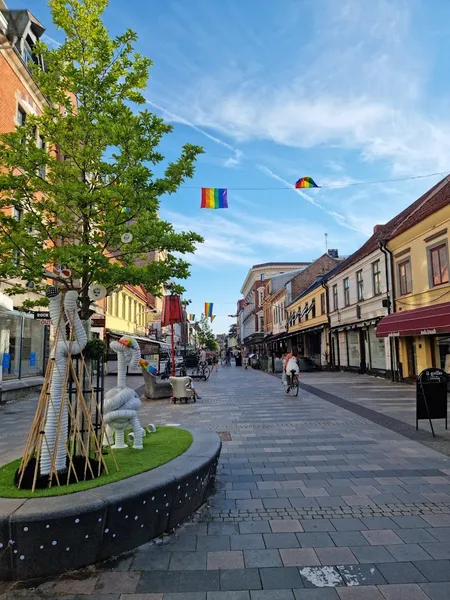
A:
[
  {"left": 359, "top": 329, "right": 367, "bottom": 374},
  {"left": 405, "top": 336, "right": 417, "bottom": 378}
]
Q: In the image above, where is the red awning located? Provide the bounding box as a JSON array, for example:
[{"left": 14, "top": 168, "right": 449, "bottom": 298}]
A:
[{"left": 376, "top": 302, "right": 450, "bottom": 338}]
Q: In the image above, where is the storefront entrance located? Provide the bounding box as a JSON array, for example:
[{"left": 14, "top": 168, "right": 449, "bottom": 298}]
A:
[{"left": 405, "top": 336, "right": 417, "bottom": 378}]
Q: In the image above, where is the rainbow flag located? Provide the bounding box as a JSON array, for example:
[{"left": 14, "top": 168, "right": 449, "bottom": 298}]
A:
[
  {"left": 189, "top": 313, "right": 195, "bottom": 321},
  {"left": 201, "top": 188, "right": 228, "bottom": 209},
  {"left": 211, "top": 315, "right": 216, "bottom": 322},
  {"left": 295, "top": 177, "right": 319, "bottom": 189},
  {"left": 204, "top": 302, "right": 213, "bottom": 317}
]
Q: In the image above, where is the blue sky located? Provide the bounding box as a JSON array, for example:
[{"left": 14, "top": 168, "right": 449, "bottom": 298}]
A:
[{"left": 27, "top": 0, "right": 450, "bottom": 333}]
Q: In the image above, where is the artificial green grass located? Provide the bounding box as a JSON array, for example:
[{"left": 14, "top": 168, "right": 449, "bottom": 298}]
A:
[{"left": 0, "top": 426, "right": 193, "bottom": 498}]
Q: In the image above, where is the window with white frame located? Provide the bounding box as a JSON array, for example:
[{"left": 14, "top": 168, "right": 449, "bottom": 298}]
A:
[
  {"left": 372, "top": 260, "right": 381, "bottom": 296},
  {"left": 356, "top": 270, "right": 364, "bottom": 301},
  {"left": 343, "top": 278, "right": 350, "bottom": 306}
]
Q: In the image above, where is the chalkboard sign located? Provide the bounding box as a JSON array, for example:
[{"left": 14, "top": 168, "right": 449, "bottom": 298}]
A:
[{"left": 416, "top": 368, "right": 448, "bottom": 437}]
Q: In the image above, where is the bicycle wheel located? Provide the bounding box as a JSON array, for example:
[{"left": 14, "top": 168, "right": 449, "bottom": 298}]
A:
[
  {"left": 293, "top": 376, "right": 299, "bottom": 397},
  {"left": 202, "top": 366, "right": 211, "bottom": 381},
  {"left": 191, "top": 366, "right": 200, "bottom": 378}
]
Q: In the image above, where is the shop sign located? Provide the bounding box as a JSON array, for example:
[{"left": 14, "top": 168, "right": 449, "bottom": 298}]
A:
[
  {"left": 40, "top": 319, "right": 51, "bottom": 326},
  {"left": 420, "top": 329, "right": 437, "bottom": 335},
  {"left": 91, "top": 317, "right": 106, "bottom": 328},
  {"left": 416, "top": 368, "right": 448, "bottom": 437},
  {"left": 34, "top": 311, "right": 50, "bottom": 320},
  {"left": 388, "top": 332, "right": 400, "bottom": 337}
]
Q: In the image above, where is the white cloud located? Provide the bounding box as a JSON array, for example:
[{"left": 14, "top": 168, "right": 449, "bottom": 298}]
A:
[{"left": 163, "top": 208, "right": 350, "bottom": 271}]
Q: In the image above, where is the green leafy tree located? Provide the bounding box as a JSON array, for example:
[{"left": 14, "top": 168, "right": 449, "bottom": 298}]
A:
[
  {"left": 196, "top": 314, "right": 218, "bottom": 351},
  {"left": 0, "top": 0, "right": 203, "bottom": 320}
]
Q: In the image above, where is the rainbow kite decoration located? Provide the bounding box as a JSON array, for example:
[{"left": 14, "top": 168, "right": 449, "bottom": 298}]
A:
[
  {"left": 211, "top": 315, "right": 216, "bottom": 323},
  {"left": 119, "top": 336, "right": 139, "bottom": 350},
  {"left": 204, "top": 302, "right": 213, "bottom": 318},
  {"left": 139, "top": 358, "right": 157, "bottom": 374},
  {"left": 295, "top": 177, "right": 319, "bottom": 189},
  {"left": 189, "top": 314, "right": 195, "bottom": 321},
  {"left": 201, "top": 188, "right": 228, "bottom": 209}
]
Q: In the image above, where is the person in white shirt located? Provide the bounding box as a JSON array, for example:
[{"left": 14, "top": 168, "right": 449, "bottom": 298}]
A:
[{"left": 200, "top": 348, "right": 207, "bottom": 364}]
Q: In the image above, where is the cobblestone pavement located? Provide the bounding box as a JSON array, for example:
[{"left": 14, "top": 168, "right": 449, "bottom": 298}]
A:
[{"left": 2, "top": 366, "right": 450, "bottom": 599}]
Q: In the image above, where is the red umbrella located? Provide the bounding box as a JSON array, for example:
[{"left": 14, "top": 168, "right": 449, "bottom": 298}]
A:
[{"left": 161, "top": 295, "right": 183, "bottom": 375}]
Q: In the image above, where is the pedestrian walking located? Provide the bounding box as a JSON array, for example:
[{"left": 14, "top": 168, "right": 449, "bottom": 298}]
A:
[
  {"left": 226, "top": 348, "right": 231, "bottom": 366},
  {"left": 212, "top": 351, "right": 219, "bottom": 372},
  {"left": 242, "top": 349, "right": 248, "bottom": 369}
]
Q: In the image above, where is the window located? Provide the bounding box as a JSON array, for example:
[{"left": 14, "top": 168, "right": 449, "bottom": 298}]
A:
[
  {"left": 311, "top": 299, "right": 316, "bottom": 319},
  {"left": 398, "top": 259, "right": 412, "bottom": 295},
  {"left": 259, "top": 290, "right": 264, "bottom": 305},
  {"left": 343, "top": 278, "right": 350, "bottom": 306},
  {"left": 13, "top": 207, "right": 23, "bottom": 221},
  {"left": 260, "top": 273, "right": 265, "bottom": 281},
  {"left": 305, "top": 302, "right": 309, "bottom": 321},
  {"left": 356, "top": 270, "right": 364, "bottom": 301},
  {"left": 429, "top": 244, "right": 449, "bottom": 287},
  {"left": 320, "top": 292, "right": 325, "bottom": 315},
  {"left": 17, "top": 105, "right": 26, "bottom": 126},
  {"left": 372, "top": 260, "right": 381, "bottom": 296},
  {"left": 332, "top": 285, "right": 338, "bottom": 311}
]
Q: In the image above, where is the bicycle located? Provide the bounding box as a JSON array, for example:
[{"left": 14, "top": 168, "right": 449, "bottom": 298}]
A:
[
  {"left": 191, "top": 361, "right": 211, "bottom": 381},
  {"left": 285, "top": 369, "right": 299, "bottom": 397}
]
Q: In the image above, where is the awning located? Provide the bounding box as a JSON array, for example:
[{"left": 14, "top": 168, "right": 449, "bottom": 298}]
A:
[
  {"left": 330, "top": 318, "right": 380, "bottom": 333},
  {"left": 376, "top": 302, "right": 450, "bottom": 338}
]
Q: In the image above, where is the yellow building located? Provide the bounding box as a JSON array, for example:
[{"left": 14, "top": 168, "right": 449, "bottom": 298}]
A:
[
  {"left": 377, "top": 177, "right": 450, "bottom": 378},
  {"left": 287, "top": 279, "right": 329, "bottom": 367},
  {"left": 105, "top": 285, "right": 151, "bottom": 337}
]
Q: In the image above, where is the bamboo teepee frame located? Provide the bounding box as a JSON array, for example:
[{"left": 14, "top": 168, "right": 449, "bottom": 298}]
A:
[{"left": 17, "top": 300, "right": 118, "bottom": 492}]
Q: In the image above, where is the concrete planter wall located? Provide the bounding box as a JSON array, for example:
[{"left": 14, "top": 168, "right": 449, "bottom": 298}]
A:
[{"left": 0, "top": 427, "right": 221, "bottom": 581}]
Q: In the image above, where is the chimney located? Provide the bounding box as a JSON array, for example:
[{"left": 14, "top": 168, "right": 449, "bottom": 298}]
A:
[
  {"left": 373, "top": 224, "right": 384, "bottom": 234},
  {"left": 328, "top": 249, "right": 339, "bottom": 259}
]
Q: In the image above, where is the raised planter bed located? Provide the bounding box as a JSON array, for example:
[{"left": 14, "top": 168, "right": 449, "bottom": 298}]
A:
[{"left": 0, "top": 427, "right": 221, "bottom": 580}]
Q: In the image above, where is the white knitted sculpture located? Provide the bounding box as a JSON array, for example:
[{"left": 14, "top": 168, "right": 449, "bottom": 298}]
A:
[
  {"left": 40, "top": 288, "right": 87, "bottom": 476},
  {"left": 103, "top": 336, "right": 145, "bottom": 449}
]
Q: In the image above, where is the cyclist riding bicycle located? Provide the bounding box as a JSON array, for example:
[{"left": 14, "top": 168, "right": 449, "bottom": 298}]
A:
[{"left": 284, "top": 346, "right": 299, "bottom": 391}]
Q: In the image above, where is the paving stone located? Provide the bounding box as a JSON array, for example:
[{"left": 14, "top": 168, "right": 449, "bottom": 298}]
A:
[
  {"left": 395, "top": 529, "right": 438, "bottom": 544},
  {"left": 349, "top": 546, "right": 396, "bottom": 564},
  {"left": 263, "top": 533, "right": 300, "bottom": 549},
  {"left": 207, "top": 551, "right": 244, "bottom": 570},
  {"left": 293, "top": 590, "right": 339, "bottom": 600},
  {"left": 239, "top": 522, "right": 272, "bottom": 535},
  {"left": 259, "top": 566, "right": 303, "bottom": 589},
  {"left": 297, "top": 533, "right": 336, "bottom": 548},
  {"left": 413, "top": 559, "right": 450, "bottom": 581},
  {"left": 419, "top": 582, "right": 450, "bottom": 599},
  {"left": 131, "top": 552, "right": 171, "bottom": 571},
  {"left": 121, "top": 595, "right": 163, "bottom": 600},
  {"left": 177, "top": 571, "right": 221, "bottom": 593},
  {"left": 208, "top": 523, "right": 240, "bottom": 536},
  {"left": 421, "top": 514, "right": 450, "bottom": 527},
  {"left": 330, "top": 519, "right": 367, "bottom": 532},
  {"left": 301, "top": 520, "right": 336, "bottom": 533},
  {"left": 336, "top": 563, "right": 386, "bottom": 586},
  {"left": 390, "top": 516, "right": 429, "bottom": 529},
  {"left": 315, "top": 547, "right": 357, "bottom": 566},
  {"left": 250, "top": 591, "right": 295, "bottom": 600},
  {"left": 136, "top": 572, "right": 181, "bottom": 593},
  {"left": 300, "top": 566, "right": 345, "bottom": 588},
  {"left": 377, "top": 583, "right": 431, "bottom": 600},
  {"left": 196, "top": 536, "right": 231, "bottom": 552},
  {"left": 386, "top": 543, "right": 432, "bottom": 562},
  {"left": 270, "top": 520, "right": 304, "bottom": 533},
  {"left": 280, "top": 548, "right": 321, "bottom": 567},
  {"left": 169, "top": 552, "right": 207, "bottom": 570},
  {"left": 53, "top": 577, "right": 100, "bottom": 595},
  {"left": 244, "top": 550, "right": 283, "bottom": 568},
  {"left": 426, "top": 528, "right": 450, "bottom": 542},
  {"left": 361, "top": 530, "right": 403, "bottom": 546},
  {"left": 375, "top": 562, "right": 427, "bottom": 584},
  {"left": 219, "top": 569, "right": 262, "bottom": 591},
  {"left": 162, "top": 595, "right": 205, "bottom": 600},
  {"left": 330, "top": 532, "right": 369, "bottom": 547},
  {"left": 336, "top": 586, "right": 384, "bottom": 599},
  {"left": 207, "top": 591, "right": 250, "bottom": 600},
  {"left": 230, "top": 535, "right": 265, "bottom": 550},
  {"left": 162, "top": 536, "right": 197, "bottom": 552},
  {"left": 419, "top": 543, "right": 450, "bottom": 560}
]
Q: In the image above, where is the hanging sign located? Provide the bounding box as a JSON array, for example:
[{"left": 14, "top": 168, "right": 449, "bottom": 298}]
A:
[
  {"left": 34, "top": 311, "right": 50, "bottom": 320},
  {"left": 88, "top": 284, "right": 107, "bottom": 301}
]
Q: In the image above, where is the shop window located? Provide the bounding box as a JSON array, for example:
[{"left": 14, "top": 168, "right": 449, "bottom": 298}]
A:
[
  {"left": 372, "top": 260, "right": 381, "bottom": 296},
  {"left": 320, "top": 292, "right": 325, "bottom": 315},
  {"left": 429, "top": 243, "right": 449, "bottom": 287},
  {"left": 398, "top": 259, "right": 412, "bottom": 295},
  {"left": 356, "top": 270, "right": 364, "bottom": 301},
  {"left": 343, "top": 278, "right": 350, "bottom": 306},
  {"left": 332, "top": 284, "right": 338, "bottom": 311}
]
